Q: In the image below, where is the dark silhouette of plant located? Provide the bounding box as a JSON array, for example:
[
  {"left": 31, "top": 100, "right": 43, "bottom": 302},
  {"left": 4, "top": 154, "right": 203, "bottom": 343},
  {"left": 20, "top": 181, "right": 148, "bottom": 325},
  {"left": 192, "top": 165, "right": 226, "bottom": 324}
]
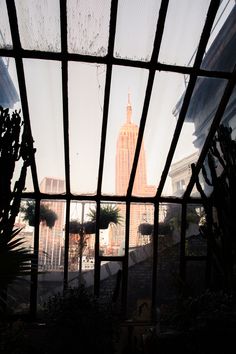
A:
[
  {"left": 0, "top": 228, "right": 32, "bottom": 312},
  {"left": 0, "top": 106, "right": 35, "bottom": 311},
  {"left": 41, "top": 286, "right": 115, "bottom": 354},
  {"left": 138, "top": 206, "right": 200, "bottom": 237},
  {"left": 193, "top": 125, "right": 236, "bottom": 291},
  {"left": 87, "top": 204, "right": 122, "bottom": 229},
  {"left": 68, "top": 205, "right": 122, "bottom": 283},
  {"left": 0, "top": 107, "right": 34, "bottom": 234},
  {"left": 20, "top": 201, "right": 58, "bottom": 229}
]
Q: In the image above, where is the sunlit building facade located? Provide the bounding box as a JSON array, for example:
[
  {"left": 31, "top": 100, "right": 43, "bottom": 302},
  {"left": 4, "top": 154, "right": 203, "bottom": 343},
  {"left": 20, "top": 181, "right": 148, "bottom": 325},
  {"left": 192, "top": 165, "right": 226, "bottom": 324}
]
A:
[{"left": 114, "top": 95, "right": 156, "bottom": 249}]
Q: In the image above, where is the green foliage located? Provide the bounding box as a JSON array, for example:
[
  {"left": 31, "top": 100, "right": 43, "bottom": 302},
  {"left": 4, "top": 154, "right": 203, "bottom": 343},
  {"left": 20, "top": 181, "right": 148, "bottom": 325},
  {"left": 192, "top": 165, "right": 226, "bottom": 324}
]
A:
[
  {"left": 87, "top": 204, "right": 122, "bottom": 229},
  {"left": 21, "top": 201, "right": 58, "bottom": 229}
]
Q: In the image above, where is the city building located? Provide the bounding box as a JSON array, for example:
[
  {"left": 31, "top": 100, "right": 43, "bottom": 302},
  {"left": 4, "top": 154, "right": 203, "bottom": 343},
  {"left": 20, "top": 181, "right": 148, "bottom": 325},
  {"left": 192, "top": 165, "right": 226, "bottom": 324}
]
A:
[
  {"left": 112, "top": 94, "right": 156, "bottom": 249},
  {"left": 169, "top": 151, "right": 199, "bottom": 197},
  {"left": 39, "top": 177, "right": 65, "bottom": 270}
]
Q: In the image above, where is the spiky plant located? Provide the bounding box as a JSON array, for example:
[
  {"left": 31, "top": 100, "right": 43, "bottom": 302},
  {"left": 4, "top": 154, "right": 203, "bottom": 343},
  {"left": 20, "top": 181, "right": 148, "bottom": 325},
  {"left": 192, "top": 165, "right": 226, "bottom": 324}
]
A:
[
  {"left": 0, "top": 228, "right": 33, "bottom": 311},
  {"left": 87, "top": 205, "right": 122, "bottom": 229}
]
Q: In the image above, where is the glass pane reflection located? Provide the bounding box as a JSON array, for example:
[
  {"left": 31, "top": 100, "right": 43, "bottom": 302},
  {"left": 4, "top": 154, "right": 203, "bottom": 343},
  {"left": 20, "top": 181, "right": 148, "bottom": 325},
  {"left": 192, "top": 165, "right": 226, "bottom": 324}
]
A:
[
  {"left": 164, "top": 77, "right": 227, "bottom": 197},
  {"left": 202, "top": 1, "right": 235, "bottom": 72}
]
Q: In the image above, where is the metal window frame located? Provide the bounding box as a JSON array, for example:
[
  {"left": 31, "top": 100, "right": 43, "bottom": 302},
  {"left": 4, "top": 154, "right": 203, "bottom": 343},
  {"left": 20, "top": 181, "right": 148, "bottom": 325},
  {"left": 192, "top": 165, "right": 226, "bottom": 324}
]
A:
[{"left": 1, "top": 0, "right": 235, "bottom": 318}]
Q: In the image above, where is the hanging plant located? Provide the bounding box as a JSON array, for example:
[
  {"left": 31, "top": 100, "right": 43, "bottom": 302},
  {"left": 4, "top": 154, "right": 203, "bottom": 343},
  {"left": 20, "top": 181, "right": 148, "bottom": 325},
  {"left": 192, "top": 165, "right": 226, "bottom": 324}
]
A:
[
  {"left": 68, "top": 220, "right": 83, "bottom": 234},
  {"left": 87, "top": 205, "right": 122, "bottom": 230},
  {"left": 138, "top": 223, "right": 153, "bottom": 235},
  {"left": 20, "top": 201, "right": 58, "bottom": 229}
]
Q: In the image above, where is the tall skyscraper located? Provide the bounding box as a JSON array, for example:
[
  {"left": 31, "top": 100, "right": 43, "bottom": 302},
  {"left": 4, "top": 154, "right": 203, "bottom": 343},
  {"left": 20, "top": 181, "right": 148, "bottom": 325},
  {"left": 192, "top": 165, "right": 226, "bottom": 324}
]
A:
[
  {"left": 114, "top": 94, "right": 156, "bottom": 248},
  {"left": 116, "top": 93, "right": 153, "bottom": 196}
]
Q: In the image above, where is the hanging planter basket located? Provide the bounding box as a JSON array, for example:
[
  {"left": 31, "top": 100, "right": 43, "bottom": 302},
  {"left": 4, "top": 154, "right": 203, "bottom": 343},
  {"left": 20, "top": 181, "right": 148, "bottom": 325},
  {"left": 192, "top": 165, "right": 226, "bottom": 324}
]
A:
[{"left": 138, "top": 223, "right": 153, "bottom": 235}]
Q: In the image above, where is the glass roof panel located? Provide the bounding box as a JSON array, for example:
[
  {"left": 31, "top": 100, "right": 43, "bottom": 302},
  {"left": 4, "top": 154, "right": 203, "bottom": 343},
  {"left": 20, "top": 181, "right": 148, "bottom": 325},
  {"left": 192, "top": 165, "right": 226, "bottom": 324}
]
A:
[
  {"left": 201, "top": 1, "right": 236, "bottom": 72},
  {"left": 114, "top": 0, "right": 161, "bottom": 61},
  {"left": 164, "top": 76, "right": 228, "bottom": 197},
  {"left": 158, "top": 0, "right": 211, "bottom": 67},
  {"left": 67, "top": 0, "right": 111, "bottom": 56},
  {"left": 15, "top": 0, "right": 61, "bottom": 52},
  {"left": 132, "top": 71, "right": 188, "bottom": 197},
  {"left": 68, "top": 62, "right": 106, "bottom": 195},
  {"left": 0, "top": 0, "right": 13, "bottom": 49},
  {"left": 23, "top": 59, "right": 65, "bottom": 193},
  {"left": 102, "top": 65, "right": 148, "bottom": 196}
]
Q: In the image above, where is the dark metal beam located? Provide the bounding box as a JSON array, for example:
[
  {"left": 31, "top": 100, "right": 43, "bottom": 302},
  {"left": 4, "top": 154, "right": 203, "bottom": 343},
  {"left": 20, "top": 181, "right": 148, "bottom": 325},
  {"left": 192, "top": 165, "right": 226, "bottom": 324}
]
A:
[
  {"left": 95, "top": 0, "right": 119, "bottom": 296},
  {"left": 0, "top": 48, "right": 232, "bottom": 80},
  {"left": 60, "top": 0, "right": 71, "bottom": 195},
  {"left": 6, "top": 0, "right": 39, "bottom": 194},
  {"left": 96, "top": 0, "right": 118, "bottom": 196},
  {"left": 127, "top": 0, "right": 170, "bottom": 197}
]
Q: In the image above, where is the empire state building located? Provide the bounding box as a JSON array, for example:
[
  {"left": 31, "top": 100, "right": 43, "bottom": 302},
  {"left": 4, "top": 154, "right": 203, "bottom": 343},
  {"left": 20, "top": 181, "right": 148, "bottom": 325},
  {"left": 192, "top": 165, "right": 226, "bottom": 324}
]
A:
[
  {"left": 115, "top": 94, "right": 155, "bottom": 248},
  {"left": 116, "top": 93, "right": 155, "bottom": 197}
]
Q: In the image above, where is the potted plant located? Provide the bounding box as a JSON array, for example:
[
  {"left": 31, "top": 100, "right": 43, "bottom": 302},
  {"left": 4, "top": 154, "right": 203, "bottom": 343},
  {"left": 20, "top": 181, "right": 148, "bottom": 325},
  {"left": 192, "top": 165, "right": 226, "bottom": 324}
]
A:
[
  {"left": 20, "top": 201, "right": 58, "bottom": 229},
  {"left": 87, "top": 204, "right": 122, "bottom": 230}
]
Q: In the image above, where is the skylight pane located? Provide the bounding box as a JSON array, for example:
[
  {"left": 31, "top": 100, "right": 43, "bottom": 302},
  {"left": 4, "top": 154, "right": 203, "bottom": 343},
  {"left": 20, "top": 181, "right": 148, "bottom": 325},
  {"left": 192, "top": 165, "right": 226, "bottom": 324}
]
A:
[
  {"left": 15, "top": 0, "right": 61, "bottom": 52},
  {"left": 102, "top": 65, "right": 148, "bottom": 196},
  {"left": 132, "top": 71, "right": 188, "bottom": 197},
  {"left": 23, "top": 59, "right": 65, "bottom": 192},
  {"left": 0, "top": 0, "right": 12, "bottom": 49},
  {"left": 114, "top": 0, "right": 160, "bottom": 61},
  {"left": 67, "top": 0, "right": 111, "bottom": 56},
  {"left": 158, "top": 0, "right": 211, "bottom": 66},
  {"left": 68, "top": 62, "right": 106, "bottom": 195},
  {"left": 201, "top": 1, "right": 236, "bottom": 72},
  {"left": 163, "top": 77, "right": 227, "bottom": 197}
]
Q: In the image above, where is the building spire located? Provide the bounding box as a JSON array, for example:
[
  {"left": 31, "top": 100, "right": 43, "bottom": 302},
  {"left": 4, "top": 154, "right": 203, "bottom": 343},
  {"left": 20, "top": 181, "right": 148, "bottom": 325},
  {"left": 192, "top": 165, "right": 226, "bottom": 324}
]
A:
[{"left": 126, "top": 91, "right": 132, "bottom": 123}]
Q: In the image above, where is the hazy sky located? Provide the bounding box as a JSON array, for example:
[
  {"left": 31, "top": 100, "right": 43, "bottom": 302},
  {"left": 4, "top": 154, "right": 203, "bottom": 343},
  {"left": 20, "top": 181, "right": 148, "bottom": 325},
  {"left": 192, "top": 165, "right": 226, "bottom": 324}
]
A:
[{"left": 4, "top": 0, "right": 235, "bottom": 196}]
